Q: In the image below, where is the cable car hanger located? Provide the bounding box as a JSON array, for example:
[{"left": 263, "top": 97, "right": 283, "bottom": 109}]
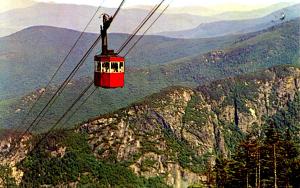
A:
[{"left": 94, "top": 14, "right": 125, "bottom": 88}]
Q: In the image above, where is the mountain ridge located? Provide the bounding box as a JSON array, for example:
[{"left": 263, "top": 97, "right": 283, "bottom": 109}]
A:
[
  {"left": 0, "top": 19, "right": 298, "bottom": 131},
  {"left": 1, "top": 65, "right": 299, "bottom": 187},
  {"left": 159, "top": 4, "right": 300, "bottom": 38},
  {"left": 0, "top": 2, "right": 298, "bottom": 37},
  {"left": 0, "top": 2, "right": 212, "bottom": 37},
  {"left": 0, "top": 25, "right": 240, "bottom": 99}
]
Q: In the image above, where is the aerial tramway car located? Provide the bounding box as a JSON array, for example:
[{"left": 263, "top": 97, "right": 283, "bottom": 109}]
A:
[{"left": 94, "top": 14, "right": 125, "bottom": 88}]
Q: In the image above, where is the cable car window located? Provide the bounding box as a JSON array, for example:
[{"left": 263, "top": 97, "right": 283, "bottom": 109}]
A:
[
  {"left": 102, "top": 62, "right": 110, "bottom": 72},
  {"left": 119, "top": 62, "right": 124, "bottom": 72},
  {"left": 96, "top": 61, "right": 101, "bottom": 72},
  {"left": 111, "top": 62, "right": 118, "bottom": 73}
]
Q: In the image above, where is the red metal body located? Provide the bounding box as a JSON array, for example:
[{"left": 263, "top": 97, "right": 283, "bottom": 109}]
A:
[
  {"left": 94, "top": 14, "right": 125, "bottom": 89},
  {"left": 94, "top": 55, "right": 125, "bottom": 88}
]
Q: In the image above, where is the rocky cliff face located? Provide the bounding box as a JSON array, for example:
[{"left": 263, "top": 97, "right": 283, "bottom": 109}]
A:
[
  {"left": 0, "top": 66, "right": 299, "bottom": 187},
  {"left": 0, "top": 131, "right": 32, "bottom": 185},
  {"left": 78, "top": 66, "right": 300, "bottom": 187}
]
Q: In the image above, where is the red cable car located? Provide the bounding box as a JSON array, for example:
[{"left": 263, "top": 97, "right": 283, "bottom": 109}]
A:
[{"left": 94, "top": 14, "right": 125, "bottom": 88}]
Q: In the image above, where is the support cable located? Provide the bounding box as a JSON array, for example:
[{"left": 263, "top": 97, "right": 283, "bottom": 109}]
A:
[
  {"left": 124, "top": 4, "right": 171, "bottom": 57},
  {"left": 7, "top": 0, "right": 126, "bottom": 159},
  {"left": 15, "top": 0, "right": 172, "bottom": 161},
  {"left": 15, "top": 1, "right": 105, "bottom": 132},
  {"left": 116, "top": 0, "right": 166, "bottom": 54}
]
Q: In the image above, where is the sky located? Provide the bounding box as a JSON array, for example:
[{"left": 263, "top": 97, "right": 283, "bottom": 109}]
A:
[
  {"left": 36, "top": 0, "right": 298, "bottom": 7},
  {"left": 0, "top": 0, "right": 298, "bottom": 13}
]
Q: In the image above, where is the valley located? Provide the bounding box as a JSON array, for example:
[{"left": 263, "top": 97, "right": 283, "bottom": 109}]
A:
[
  {"left": 0, "top": 2, "right": 299, "bottom": 187},
  {"left": 0, "top": 19, "right": 299, "bottom": 131},
  {"left": 1, "top": 65, "right": 299, "bottom": 187}
]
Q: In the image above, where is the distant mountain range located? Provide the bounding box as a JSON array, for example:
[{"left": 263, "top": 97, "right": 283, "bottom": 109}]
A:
[
  {"left": 0, "top": 3, "right": 212, "bottom": 37},
  {"left": 160, "top": 4, "right": 300, "bottom": 38},
  {"left": 0, "top": 2, "right": 298, "bottom": 37},
  {"left": 0, "top": 19, "right": 299, "bottom": 129},
  {"left": 211, "top": 2, "right": 296, "bottom": 20},
  {"left": 0, "top": 3, "right": 299, "bottom": 186},
  {"left": 0, "top": 25, "right": 241, "bottom": 99},
  {"left": 158, "top": 2, "right": 295, "bottom": 17}
]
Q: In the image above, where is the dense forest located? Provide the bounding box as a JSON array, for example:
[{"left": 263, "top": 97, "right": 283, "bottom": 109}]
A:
[
  {"left": 214, "top": 91, "right": 300, "bottom": 187},
  {"left": 0, "top": 19, "right": 299, "bottom": 188},
  {"left": 0, "top": 67, "right": 299, "bottom": 187}
]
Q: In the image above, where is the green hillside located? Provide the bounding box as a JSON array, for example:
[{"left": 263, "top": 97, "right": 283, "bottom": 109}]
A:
[
  {"left": 0, "top": 26, "right": 239, "bottom": 100},
  {"left": 2, "top": 65, "right": 299, "bottom": 187},
  {"left": 161, "top": 18, "right": 300, "bottom": 83},
  {"left": 1, "top": 19, "right": 299, "bottom": 131}
]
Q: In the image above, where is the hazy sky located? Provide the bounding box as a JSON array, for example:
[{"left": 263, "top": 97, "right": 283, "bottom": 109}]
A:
[
  {"left": 0, "top": 0, "right": 298, "bottom": 13},
  {"left": 36, "top": 0, "right": 298, "bottom": 7}
]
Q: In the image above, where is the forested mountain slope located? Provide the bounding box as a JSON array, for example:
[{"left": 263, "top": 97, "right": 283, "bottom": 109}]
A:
[
  {"left": 0, "top": 65, "right": 299, "bottom": 187},
  {"left": 0, "top": 19, "right": 299, "bottom": 131},
  {"left": 160, "top": 4, "right": 300, "bottom": 38},
  {"left": 0, "top": 26, "right": 239, "bottom": 99}
]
